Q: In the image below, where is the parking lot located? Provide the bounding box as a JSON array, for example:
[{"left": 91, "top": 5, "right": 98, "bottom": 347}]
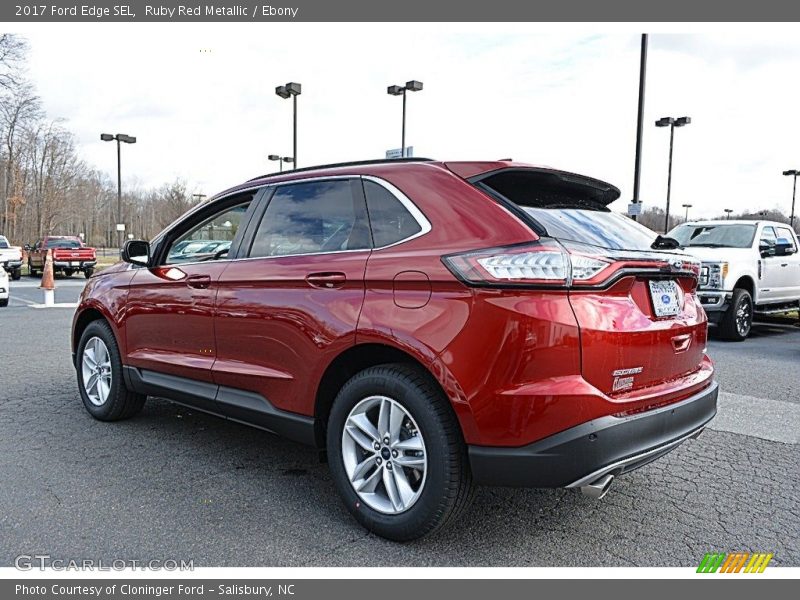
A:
[{"left": 1, "top": 278, "right": 798, "bottom": 567}]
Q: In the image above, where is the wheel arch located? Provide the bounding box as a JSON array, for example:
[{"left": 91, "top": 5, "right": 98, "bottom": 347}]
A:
[
  {"left": 72, "top": 304, "right": 120, "bottom": 361},
  {"left": 732, "top": 274, "right": 756, "bottom": 299},
  {"left": 313, "top": 342, "right": 457, "bottom": 449}
]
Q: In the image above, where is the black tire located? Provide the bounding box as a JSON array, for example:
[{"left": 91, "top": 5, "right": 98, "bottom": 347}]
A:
[
  {"left": 0, "top": 299, "right": 7, "bottom": 307},
  {"left": 27, "top": 261, "right": 38, "bottom": 277},
  {"left": 63, "top": 269, "right": 74, "bottom": 277},
  {"left": 84, "top": 268, "right": 94, "bottom": 279},
  {"left": 719, "top": 288, "right": 753, "bottom": 341},
  {"left": 327, "top": 363, "right": 473, "bottom": 541},
  {"left": 11, "top": 268, "right": 21, "bottom": 281},
  {"left": 76, "top": 319, "right": 146, "bottom": 421}
]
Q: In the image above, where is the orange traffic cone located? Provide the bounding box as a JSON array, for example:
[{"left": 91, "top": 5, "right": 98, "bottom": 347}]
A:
[{"left": 40, "top": 248, "right": 55, "bottom": 306}]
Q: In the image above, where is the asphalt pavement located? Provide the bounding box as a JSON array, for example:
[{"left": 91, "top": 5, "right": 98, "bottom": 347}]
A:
[{"left": 0, "top": 280, "right": 798, "bottom": 567}]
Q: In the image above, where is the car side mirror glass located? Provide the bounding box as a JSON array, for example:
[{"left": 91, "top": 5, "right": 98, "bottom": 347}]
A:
[
  {"left": 773, "top": 242, "right": 793, "bottom": 257},
  {"left": 121, "top": 240, "right": 150, "bottom": 266}
]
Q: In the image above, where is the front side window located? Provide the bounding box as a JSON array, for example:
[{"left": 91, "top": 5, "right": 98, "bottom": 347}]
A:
[
  {"left": 249, "top": 180, "right": 370, "bottom": 258},
  {"left": 165, "top": 198, "right": 252, "bottom": 264},
  {"left": 760, "top": 226, "right": 777, "bottom": 246}
]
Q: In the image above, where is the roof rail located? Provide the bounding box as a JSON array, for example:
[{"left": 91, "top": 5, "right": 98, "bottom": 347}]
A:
[{"left": 248, "top": 157, "right": 435, "bottom": 181}]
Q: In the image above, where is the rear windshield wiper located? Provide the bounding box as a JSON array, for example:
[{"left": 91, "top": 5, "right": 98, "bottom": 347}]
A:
[{"left": 651, "top": 235, "right": 681, "bottom": 250}]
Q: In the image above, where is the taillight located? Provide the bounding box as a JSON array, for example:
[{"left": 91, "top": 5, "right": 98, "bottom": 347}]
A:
[{"left": 442, "top": 240, "right": 610, "bottom": 288}]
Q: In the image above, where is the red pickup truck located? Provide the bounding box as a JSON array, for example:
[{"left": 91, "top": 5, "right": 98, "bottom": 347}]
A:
[{"left": 28, "top": 236, "right": 97, "bottom": 278}]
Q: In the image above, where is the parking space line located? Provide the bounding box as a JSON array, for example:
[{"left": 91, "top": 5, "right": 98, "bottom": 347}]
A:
[{"left": 708, "top": 391, "right": 800, "bottom": 444}]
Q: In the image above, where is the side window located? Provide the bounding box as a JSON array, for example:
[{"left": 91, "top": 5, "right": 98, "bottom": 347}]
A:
[
  {"left": 760, "top": 226, "right": 777, "bottom": 247},
  {"left": 363, "top": 180, "right": 423, "bottom": 247},
  {"left": 249, "top": 180, "right": 370, "bottom": 258},
  {"left": 776, "top": 227, "right": 797, "bottom": 252},
  {"left": 165, "top": 197, "right": 253, "bottom": 264}
]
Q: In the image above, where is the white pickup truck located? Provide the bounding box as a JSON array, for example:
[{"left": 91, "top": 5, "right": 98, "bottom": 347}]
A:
[
  {"left": 0, "top": 235, "right": 23, "bottom": 280},
  {"left": 668, "top": 220, "right": 800, "bottom": 340}
]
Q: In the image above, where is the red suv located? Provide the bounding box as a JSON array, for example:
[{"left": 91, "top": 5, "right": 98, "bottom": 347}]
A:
[{"left": 72, "top": 159, "right": 717, "bottom": 540}]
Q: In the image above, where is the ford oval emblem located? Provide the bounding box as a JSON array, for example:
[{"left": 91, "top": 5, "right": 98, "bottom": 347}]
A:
[{"left": 670, "top": 259, "right": 683, "bottom": 270}]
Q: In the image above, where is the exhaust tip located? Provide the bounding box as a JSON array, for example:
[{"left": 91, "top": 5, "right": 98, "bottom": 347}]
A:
[{"left": 580, "top": 474, "right": 614, "bottom": 499}]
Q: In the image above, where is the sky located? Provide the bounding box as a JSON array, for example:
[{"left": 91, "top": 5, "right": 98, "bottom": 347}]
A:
[{"left": 10, "top": 23, "right": 800, "bottom": 218}]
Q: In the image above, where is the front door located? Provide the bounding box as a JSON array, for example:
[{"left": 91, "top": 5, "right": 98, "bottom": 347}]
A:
[{"left": 124, "top": 193, "right": 258, "bottom": 405}]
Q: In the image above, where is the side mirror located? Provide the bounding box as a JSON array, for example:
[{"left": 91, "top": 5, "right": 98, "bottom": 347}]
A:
[
  {"left": 774, "top": 241, "right": 795, "bottom": 257},
  {"left": 759, "top": 242, "right": 775, "bottom": 258},
  {"left": 23, "top": 244, "right": 31, "bottom": 252},
  {"left": 121, "top": 239, "right": 150, "bottom": 266}
]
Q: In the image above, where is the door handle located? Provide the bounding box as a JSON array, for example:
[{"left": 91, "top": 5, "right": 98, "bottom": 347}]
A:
[
  {"left": 186, "top": 274, "right": 212, "bottom": 289},
  {"left": 306, "top": 272, "right": 346, "bottom": 289},
  {"left": 671, "top": 333, "right": 693, "bottom": 353}
]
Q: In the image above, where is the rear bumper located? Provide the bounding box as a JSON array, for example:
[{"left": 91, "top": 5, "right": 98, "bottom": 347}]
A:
[
  {"left": 468, "top": 381, "right": 718, "bottom": 488},
  {"left": 54, "top": 260, "right": 96, "bottom": 269}
]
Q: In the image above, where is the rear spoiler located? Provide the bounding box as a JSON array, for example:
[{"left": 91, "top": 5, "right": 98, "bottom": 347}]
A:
[{"left": 461, "top": 166, "right": 621, "bottom": 207}]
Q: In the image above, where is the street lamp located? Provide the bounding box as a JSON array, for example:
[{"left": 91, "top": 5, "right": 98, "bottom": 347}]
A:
[
  {"left": 783, "top": 169, "right": 798, "bottom": 227},
  {"left": 275, "top": 82, "right": 301, "bottom": 168},
  {"left": 682, "top": 203, "right": 693, "bottom": 221},
  {"left": 100, "top": 133, "right": 136, "bottom": 250},
  {"left": 387, "top": 80, "right": 423, "bottom": 158},
  {"left": 655, "top": 116, "right": 691, "bottom": 233},
  {"left": 268, "top": 154, "right": 294, "bottom": 173},
  {"left": 724, "top": 208, "right": 734, "bottom": 220},
  {"left": 192, "top": 193, "right": 207, "bottom": 203}
]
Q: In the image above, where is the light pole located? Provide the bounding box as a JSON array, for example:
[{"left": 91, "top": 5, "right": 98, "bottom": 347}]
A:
[
  {"left": 268, "top": 154, "right": 294, "bottom": 173},
  {"left": 655, "top": 116, "right": 691, "bottom": 233},
  {"left": 631, "top": 33, "right": 648, "bottom": 222},
  {"left": 192, "top": 193, "right": 207, "bottom": 204},
  {"left": 682, "top": 203, "right": 693, "bottom": 221},
  {"left": 724, "top": 208, "right": 733, "bottom": 220},
  {"left": 100, "top": 133, "right": 136, "bottom": 250},
  {"left": 275, "top": 82, "right": 301, "bottom": 168},
  {"left": 387, "top": 80, "right": 423, "bottom": 158},
  {"left": 783, "top": 169, "right": 798, "bottom": 227}
]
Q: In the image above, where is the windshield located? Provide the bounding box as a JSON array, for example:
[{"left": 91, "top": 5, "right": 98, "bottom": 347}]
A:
[
  {"left": 46, "top": 239, "right": 82, "bottom": 249},
  {"left": 668, "top": 224, "right": 756, "bottom": 248},
  {"left": 523, "top": 207, "right": 659, "bottom": 251}
]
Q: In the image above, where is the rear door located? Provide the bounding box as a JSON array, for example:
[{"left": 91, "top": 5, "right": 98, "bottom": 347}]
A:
[
  {"left": 471, "top": 167, "right": 707, "bottom": 397},
  {"left": 212, "top": 177, "right": 372, "bottom": 420}
]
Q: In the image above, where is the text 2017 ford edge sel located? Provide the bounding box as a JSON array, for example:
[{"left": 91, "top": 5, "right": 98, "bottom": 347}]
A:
[{"left": 72, "top": 159, "right": 718, "bottom": 541}]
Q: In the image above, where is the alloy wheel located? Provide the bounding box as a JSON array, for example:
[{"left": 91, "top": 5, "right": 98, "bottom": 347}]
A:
[
  {"left": 341, "top": 395, "right": 427, "bottom": 514},
  {"left": 736, "top": 295, "right": 752, "bottom": 337},
  {"left": 81, "top": 336, "right": 113, "bottom": 406}
]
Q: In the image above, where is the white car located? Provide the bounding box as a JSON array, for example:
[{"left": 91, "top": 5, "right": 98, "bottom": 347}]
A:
[
  {"left": 669, "top": 219, "right": 800, "bottom": 340},
  {"left": 0, "top": 266, "right": 9, "bottom": 307}
]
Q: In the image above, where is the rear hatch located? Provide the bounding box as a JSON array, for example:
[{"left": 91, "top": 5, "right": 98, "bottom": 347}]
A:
[{"left": 462, "top": 166, "right": 707, "bottom": 397}]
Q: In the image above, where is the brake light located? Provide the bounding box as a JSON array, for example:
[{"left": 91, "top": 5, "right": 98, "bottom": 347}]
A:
[{"left": 442, "top": 240, "right": 610, "bottom": 288}]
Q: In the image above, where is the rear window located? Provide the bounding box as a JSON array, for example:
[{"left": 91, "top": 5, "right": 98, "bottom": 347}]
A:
[
  {"left": 475, "top": 168, "right": 657, "bottom": 251},
  {"left": 46, "top": 239, "right": 82, "bottom": 249},
  {"left": 523, "top": 208, "right": 657, "bottom": 251}
]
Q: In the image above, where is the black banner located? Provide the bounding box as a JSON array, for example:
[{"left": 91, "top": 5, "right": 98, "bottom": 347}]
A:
[{"left": 3, "top": 0, "right": 800, "bottom": 22}]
